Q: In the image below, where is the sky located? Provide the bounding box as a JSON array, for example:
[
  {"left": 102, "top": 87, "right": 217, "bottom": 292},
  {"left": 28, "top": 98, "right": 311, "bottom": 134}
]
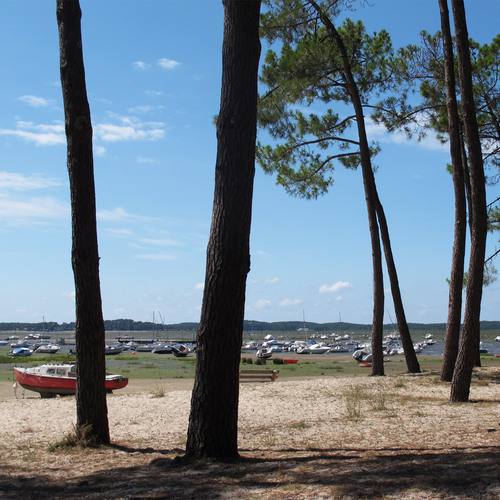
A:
[{"left": 0, "top": 0, "right": 499, "bottom": 327}]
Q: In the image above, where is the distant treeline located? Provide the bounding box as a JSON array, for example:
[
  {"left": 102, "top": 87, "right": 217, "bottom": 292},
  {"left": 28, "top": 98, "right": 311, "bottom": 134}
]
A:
[{"left": 1, "top": 319, "right": 500, "bottom": 333}]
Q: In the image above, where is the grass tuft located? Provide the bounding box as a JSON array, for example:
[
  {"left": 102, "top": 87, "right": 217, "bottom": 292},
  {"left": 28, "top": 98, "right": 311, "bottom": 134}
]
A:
[
  {"left": 150, "top": 386, "right": 166, "bottom": 398},
  {"left": 47, "top": 424, "right": 99, "bottom": 451},
  {"left": 344, "top": 384, "right": 367, "bottom": 420},
  {"left": 291, "top": 420, "right": 311, "bottom": 429}
]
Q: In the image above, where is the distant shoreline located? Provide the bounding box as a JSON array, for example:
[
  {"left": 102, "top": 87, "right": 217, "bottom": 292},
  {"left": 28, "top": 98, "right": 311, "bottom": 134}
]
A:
[{"left": 2, "top": 319, "right": 500, "bottom": 335}]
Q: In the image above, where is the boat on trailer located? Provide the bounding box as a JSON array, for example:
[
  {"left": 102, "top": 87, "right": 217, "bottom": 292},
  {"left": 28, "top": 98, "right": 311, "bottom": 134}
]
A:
[{"left": 13, "top": 362, "right": 128, "bottom": 398}]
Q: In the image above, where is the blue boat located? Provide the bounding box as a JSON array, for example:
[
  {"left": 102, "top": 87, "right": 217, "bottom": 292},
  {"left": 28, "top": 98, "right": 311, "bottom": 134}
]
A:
[{"left": 10, "top": 347, "right": 33, "bottom": 357}]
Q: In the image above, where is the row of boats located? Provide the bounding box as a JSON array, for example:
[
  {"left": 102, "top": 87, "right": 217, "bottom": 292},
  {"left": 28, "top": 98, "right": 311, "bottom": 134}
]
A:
[
  {"left": 102, "top": 341, "right": 194, "bottom": 357},
  {"left": 244, "top": 333, "right": 444, "bottom": 361},
  {"left": 1, "top": 334, "right": 195, "bottom": 358}
]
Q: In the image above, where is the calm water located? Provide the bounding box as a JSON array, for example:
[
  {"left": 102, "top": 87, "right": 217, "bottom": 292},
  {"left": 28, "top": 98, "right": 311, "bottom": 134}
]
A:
[{"left": 419, "top": 341, "right": 500, "bottom": 356}]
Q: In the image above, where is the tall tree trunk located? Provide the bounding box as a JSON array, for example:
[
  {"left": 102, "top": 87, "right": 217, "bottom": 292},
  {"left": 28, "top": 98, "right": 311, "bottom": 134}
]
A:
[
  {"left": 57, "top": 0, "right": 109, "bottom": 443},
  {"left": 450, "top": 0, "right": 488, "bottom": 402},
  {"left": 185, "top": 0, "right": 261, "bottom": 460},
  {"left": 375, "top": 197, "right": 421, "bottom": 373},
  {"left": 311, "top": 1, "right": 385, "bottom": 375},
  {"left": 459, "top": 130, "right": 482, "bottom": 368},
  {"left": 438, "top": 0, "right": 468, "bottom": 382}
]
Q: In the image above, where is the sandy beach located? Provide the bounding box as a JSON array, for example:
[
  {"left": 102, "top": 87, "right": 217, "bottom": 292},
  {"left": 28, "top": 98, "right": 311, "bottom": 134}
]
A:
[{"left": 1, "top": 369, "right": 499, "bottom": 499}]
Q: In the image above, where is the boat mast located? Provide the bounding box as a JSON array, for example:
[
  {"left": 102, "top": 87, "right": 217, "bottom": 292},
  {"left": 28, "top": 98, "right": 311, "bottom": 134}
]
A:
[
  {"left": 303, "top": 309, "right": 307, "bottom": 341},
  {"left": 157, "top": 311, "right": 166, "bottom": 341}
]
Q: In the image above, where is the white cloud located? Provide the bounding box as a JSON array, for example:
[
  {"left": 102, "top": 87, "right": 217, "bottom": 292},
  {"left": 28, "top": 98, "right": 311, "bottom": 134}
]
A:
[
  {"left": 133, "top": 61, "right": 150, "bottom": 70},
  {"left": 94, "top": 123, "right": 164, "bottom": 142},
  {"left": 18, "top": 95, "right": 50, "bottom": 108},
  {"left": 97, "top": 207, "right": 135, "bottom": 221},
  {"left": 265, "top": 277, "right": 279, "bottom": 284},
  {"left": 365, "top": 117, "right": 447, "bottom": 152},
  {"left": 0, "top": 172, "right": 67, "bottom": 224},
  {"left": 140, "top": 238, "right": 179, "bottom": 246},
  {"left": 157, "top": 58, "right": 180, "bottom": 70},
  {"left": 63, "top": 290, "right": 75, "bottom": 300},
  {"left": 0, "top": 121, "right": 65, "bottom": 146},
  {"left": 105, "top": 228, "right": 134, "bottom": 238},
  {"left": 137, "top": 156, "right": 157, "bottom": 164},
  {"left": 194, "top": 282, "right": 204, "bottom": 290},
  {"left": 253, "top": 299, "right": 272, "bottom": 309},
  {"left": 279, "top": 298, "right": 302, "bottom": 307},
  {"left": 136, "top": 253, "right": 177, "bottom": 260},
  {"left": 319, "top": 281, "right": 354, "bottom": 294},
  {"left": 94, "top": 145, "right": 106, "bottom": 156},
  {"left": 0, "top": 172, "right": 61, "bottom": 191},
  {"left": 1, "top": 114, "right": 165, "bottom": 146},
  {"left": 0, "top": 196, "right": 69, "bottom": 221},
  {"left": 255, "top": 249, "right": 272, "bottom": 257},
  {"left": 128, "top": 105, "right": 164, "bottom": 114}
]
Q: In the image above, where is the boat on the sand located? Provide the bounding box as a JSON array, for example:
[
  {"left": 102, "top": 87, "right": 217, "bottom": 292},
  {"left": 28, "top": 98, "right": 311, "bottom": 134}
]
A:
[
  {"left": 13, "top": 363, "right": 128, "bottom": 398},
  {"left": 171, "top": 344, "right": 191, "bottom": 357},
  {"left": 256, "top": 347, "right": 273, "bottom": 359},
  {"left": 35, "top": 343, "right": 61, "bottom": 354},
  {"left": 10, "top": 347, "right": 33, "bottom": 357}
]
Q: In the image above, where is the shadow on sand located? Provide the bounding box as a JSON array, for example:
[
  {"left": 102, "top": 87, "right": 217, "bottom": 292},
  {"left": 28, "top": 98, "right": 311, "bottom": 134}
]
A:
[{"left": 0, "top": 444, "right": 498, "bottom": 498}]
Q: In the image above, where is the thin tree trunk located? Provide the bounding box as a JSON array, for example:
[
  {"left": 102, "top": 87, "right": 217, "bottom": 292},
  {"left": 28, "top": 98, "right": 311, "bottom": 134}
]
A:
[
  {"left": 375, "top": 197, "right": 421, "bottom": 373},
  {"left": 310, "top": 1, "right": 385, "bottom": 375},
  {"left": 450, "top": 0, "right": 488, "bottom": 402},
  {"left": 185, "top": 0, "right": 261, "bottom": 460},
  {"left": 438, "top": 0, "right": 468, "bottom": 382},
  {"left": 57, "top": 0, "right": 109, "bottom": 443}
]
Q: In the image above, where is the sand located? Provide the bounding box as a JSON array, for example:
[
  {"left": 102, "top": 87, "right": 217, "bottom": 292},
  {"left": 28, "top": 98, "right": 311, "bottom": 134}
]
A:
[{"left": 0, "top": 369, "right": 499, "bottom": 499}]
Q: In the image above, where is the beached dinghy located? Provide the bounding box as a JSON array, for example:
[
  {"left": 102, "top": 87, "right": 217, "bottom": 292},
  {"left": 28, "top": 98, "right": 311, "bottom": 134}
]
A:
[
  {"left": 35, "top": 343, "right": 61, "bottom": 354},
  {"left": 171, "top": 344, "right": 191, "bottom": 357},
  {"left": 13, "top": 362, "right": 128, "bottom": 398},
  {"left": 10, "top": 347, "right": 33, "bottom": 357}
]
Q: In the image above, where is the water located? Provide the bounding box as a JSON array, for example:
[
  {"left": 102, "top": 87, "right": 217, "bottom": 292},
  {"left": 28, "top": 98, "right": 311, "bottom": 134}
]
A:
[{"left": 419, "top": 341, "right": 500, "bottom": 356}]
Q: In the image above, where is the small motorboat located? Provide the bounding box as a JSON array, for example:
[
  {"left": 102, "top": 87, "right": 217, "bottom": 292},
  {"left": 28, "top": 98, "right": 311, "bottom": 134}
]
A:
[
  {"left": 13, "top": 363, "right": 128, "bottom": 398},
  {"left": 256, "top": 347, "right": 272, "bottom": 359},
  {"left": 105, "top": 344, "right": 124, "bottom": 355},
  {"left": 135, "top": 343, "right": 156, "bottom": 352},
  {"left": 10, "top": 340, "right": 32, "bottom": 349},
  {"left": 296, "top": 345, "right": 311, "bottom": 354},
  {"left": 329, "top": 345, "right": 350, "bottom": 353},
  {"left": 171, "top": 344, "right": 191, "bottom": 357},
  {"left": 152, "top": 344, "right": 172, "bottom": 354},
  {"left": 241, "top": 342, "right": 258, "bottom": 353},
  {"left": 35, "top": 343, "right": 61, "bottom": 354},
  {"left": 479, "top": 342, "right": 489, "bottom": 354},
  {"left": 308, "top": 344, "right": 330, "bottom": 354},
  {"left": 353, "top": 347, "right": 372, "bottom": 363},
  {"left": 10, "top": 347, "right": 33, "bottom": 357}
]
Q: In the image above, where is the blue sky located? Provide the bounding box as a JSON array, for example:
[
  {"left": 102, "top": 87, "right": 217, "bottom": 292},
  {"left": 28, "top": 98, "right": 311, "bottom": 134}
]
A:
[{"left": 0, "top": 0, "right": 498, "bottom": 326}]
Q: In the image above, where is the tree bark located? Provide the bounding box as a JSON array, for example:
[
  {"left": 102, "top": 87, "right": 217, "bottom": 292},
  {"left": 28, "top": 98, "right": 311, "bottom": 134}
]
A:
[
  {"left": 450, "top": 0, "right": 488, "bottom": 402},
  {"left": 185, "top": 0, "right": 261, "bottom": 460},
  {"left": 438, "top": 0, "right": 468, "bottom": 382},
  {"left": 57, "top": 0, "right": 109, "bottom": 443}
]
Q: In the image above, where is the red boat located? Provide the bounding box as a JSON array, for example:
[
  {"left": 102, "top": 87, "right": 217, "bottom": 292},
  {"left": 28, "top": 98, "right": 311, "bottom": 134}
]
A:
[{"left": 13, "top": 363, "right": 128, "bottom": 398}]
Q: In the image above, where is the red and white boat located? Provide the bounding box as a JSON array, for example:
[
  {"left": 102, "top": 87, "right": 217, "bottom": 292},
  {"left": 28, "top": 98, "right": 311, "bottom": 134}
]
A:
[{"left": 13, "top": 363, "right": 128, "bottom": 398}]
